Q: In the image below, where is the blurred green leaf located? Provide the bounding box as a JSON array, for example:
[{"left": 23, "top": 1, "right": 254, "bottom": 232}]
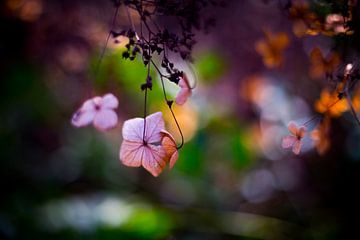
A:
[{"left": 194, "top": 51, "right": 226, "bottom": 83}]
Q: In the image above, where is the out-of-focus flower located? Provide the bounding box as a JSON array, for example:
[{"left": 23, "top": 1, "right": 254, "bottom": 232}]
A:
[
  {"left": 175, "top": 73, "right": 192, "bottom": 105},
  {"left": 289, "top": 1, "right": 314, "bottom": 21},
  {"left": 352, "top": 94, "right": 360, "bottom": 112},
  {"left": 325, "top": 14, "right": 353, "bottom": 35},
  {"left": 344, "top": 63, "right": 354, "bottom": 77},
  {"left": 119, "top": 112, "right": 178, "bottom": 177},
  {"left": 282, "top": 122, "right": 306, "bottom": 155},
  {"left": 163, "top": 104, "right": 198, "bottom": 143},
  {"left": 289, "top": 2, "right": 354, "bottom": 37},
  {"left": 71, "top": 93, "right": 119, "bottom": 131},
  {"left": 311, "top": 116, "right": 331, "bottom": 155},
  {"left": 7, "top": 0, "right": 43, "bottom": 22},
  {"left": 309, "top": 48, "right": 340, "bottom": 79},
  {"left": 314, "top": 89, "right": 348, "bottom": 117},
  {"left": 289, "top": 2, "right": 323, "bottom": 37},
  {"left": 255, "top": 30, "right": 289, "bottom": 68}
]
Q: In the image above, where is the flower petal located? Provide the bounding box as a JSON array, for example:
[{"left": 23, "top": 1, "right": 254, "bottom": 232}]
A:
[
  {"left": 175, "top": 88, "right": 192, "bottom": 105},
  {"left": 82, "top": 98, "right": 97, "bottom": 111},
  {"left": 93, "top": 109, "right": 118, "bottom": 131},
  {"left": 122, "top": 117, "right": 144, "bottom": 142},
  {"left": 161, "top": 130, "right": 178, "bottom": 169},
  {"left": 71, "top": 99, "right": 96, "bottom": 127},
  {"left": 122, "top": 112, "right": 165, "bottom": 143},
  {"left": 179, "top": 73, "right": 191, "bottom": 88},
  {"left": 287, "top": 121, "right": 298, "bottom": 135},
  {"left": 102, "top": 93, "right": 119, "bottom": 109},
  {"left": 142, "top": 145, "right": 167, "bottom": 177},
  {"left": 175, "top": 75, "right": 192, "bottom": 105},
  {"left": 119, "top": 140, "right": 143, "bottom": 167},
  {"left": 282, "top": 135, "right": 297, "bottom": 149},
  {"left": 292, "top": 140, "right": 302, "bottom": 155},
  {"left": 144, "top": 112, "right": 165, "bottom": 143},
  {"left": 297, "top": 126, "right": 307, "bottom": 138}
]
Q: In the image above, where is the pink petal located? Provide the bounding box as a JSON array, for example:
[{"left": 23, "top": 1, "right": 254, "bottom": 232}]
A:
[
  {"left": 141, "top": 145, "right": 167, "bottom": 177},
  {"left": 82, "top": 99, "right": 97, "bottom": 111},
  {"left": 92, "top": 96, "right": 102, "bottom": 106},
  {"left": 122, "top": 117, "right": 144, "bottom": 142},
  {"left": 93, "top": 109, "right": 118, "bottom": 131},
  {"left": 169, "top": 151, "right": 179, "bottom": 169},
  {"left": 119, "top": 140, "right": 143, "bottom": 167},
  {"left": 144, "top": 112, "right": 165, "bottom": 143},
  {"left": 282, "top": 135, "right": 297, "bottom": 149},
  {"left": 101, "top": 93, "right": 119, "bottom": 109},
  {"left": 178, "top": 75, "right": 190, "bottom": 88},
  {"left": 71, "top": 104, "right": 96, "bottom": 127},
  {"left": 292, "top": 140, "right": 302, "bottom": 155},
  {"left": 175, "top": 88, "right": 192, "bottom": 105},
  {"left": 297, "top": 126, "right": 307, "bottom": 138},
  {"left": 122, "top": 112, "right": 164, "bottom": 143},
  {"left": 287, "top": 122, "right": 298, "bottom": 135},
  {"left": 161, "top": 130, "right": 179, "bottom": 169}
]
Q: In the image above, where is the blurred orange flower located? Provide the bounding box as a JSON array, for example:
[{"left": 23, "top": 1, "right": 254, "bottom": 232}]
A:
[
  {"left": 311, "top": 116, "right": 331, "bottom": 155},
  {"left": 352, "top": 94, "right": 360, "bottom": 112},
  {"left": 314, "top": 89, "right": 348, "bottom": 117},
  {"left": 289, "top": 2, "right": 323, "bottom": 37},
  {"left": 309, "top": 48, "right": 340, "bottom": 79},
  {"left": 255, "top": 30, "right": 289, "bottom": 68}
]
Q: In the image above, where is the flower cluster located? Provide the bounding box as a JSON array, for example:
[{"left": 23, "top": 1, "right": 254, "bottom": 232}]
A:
[
  {"left": 254, "top": 1, "right": 360, "bottom": 156},
  {"left": 71, "top": 71, "right": 192, "bottom": 176},
  {"left": 283, "top": 62, "right": 360, "bottom": 156}
]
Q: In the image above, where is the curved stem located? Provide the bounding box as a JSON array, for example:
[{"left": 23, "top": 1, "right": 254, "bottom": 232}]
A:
[
  {"left": 151, "top": 60, "right": 184, "bottom": 149},
  {"left": 301, "top": 115, "right": 320, "bottom": 126},
  {"left": 170, "top": 107, "right": 184, "bottom": 149},
  {"left": 94, "top": 4, "right": 120, "bottom": 77}
]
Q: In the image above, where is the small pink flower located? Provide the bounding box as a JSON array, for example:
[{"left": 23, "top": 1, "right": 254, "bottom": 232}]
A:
[
  {"left": 71, "top": 93, "right": 118, "bottom": 131},
  {"left": 119, "top": 112, "right": 178, "bottom": 177},
  {"left": 175, "top": 73, "right": 192, "bottom": 105},
  {"left": 282, "top": 122, "right": 307, "bottom": 155},
  {"left": 325, "top": 14, "right": 349, "bottom": 33}
]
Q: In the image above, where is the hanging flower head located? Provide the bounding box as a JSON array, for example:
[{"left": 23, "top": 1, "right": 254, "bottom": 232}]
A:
[
  {"left": 282, "top": 121, "right": 307, "bottom": 155},
  {"left": 71, "top": 93, "right": 119, "bottom": 131},
  {"left": 175, "top": 73, "right": 192, "bottom": 105},
  {"left": 119, "top": 112, "right": 178, "bottom": 177}
]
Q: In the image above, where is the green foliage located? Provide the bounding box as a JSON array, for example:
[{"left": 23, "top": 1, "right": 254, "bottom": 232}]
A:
[{"left": 194, "top": 51, "right": 226, "bottom": 83}]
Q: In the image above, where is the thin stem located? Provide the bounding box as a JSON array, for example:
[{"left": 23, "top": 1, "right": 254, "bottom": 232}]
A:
[
  {"left": 170, "top": 107, "right": 184, "bottom": 149},
  {"left": 150, "top": 59, "right": 171, "bottom": 79},
  {"left": 143, "top": 24, "right": 152, "bottom": 144},
  {"left": 142, "top": 88, "right": 148, "bottom": 144},
  {"left": 151, "top": 60, "right": 184, "bottom": 149},
  {"left": 94, "top": 4, "right": 120, "bottom": 77},
  {"left": 301, "top": 115, "right": 320, "bottom": 126},
  {"left": 126, "top": 6, "right": 139, "bottom": 39}
]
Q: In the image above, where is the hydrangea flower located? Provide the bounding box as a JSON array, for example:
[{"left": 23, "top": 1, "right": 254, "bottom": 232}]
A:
[
  {"left": 119, "top": 112, "right": 178, "bottom": 177},
  {"left": 71, "top": 93, "right": 118, "bottom": 131},
  {"left": 282, "top": 121, "right": 307, "bottom": 155}
]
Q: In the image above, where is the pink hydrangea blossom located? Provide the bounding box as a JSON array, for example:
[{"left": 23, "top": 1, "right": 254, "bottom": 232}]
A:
[
  {"left": 71, "top": 93, "right": 118, "bottom": 131},
  {"left": 175, "top": 73, "right": 192, "bottom": 105},
  {"left": 282, "top": 121, "right": 307, "bottom": 155},
  {"left": 119, "top": 112, "right": 178, "bottom": 177}
]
